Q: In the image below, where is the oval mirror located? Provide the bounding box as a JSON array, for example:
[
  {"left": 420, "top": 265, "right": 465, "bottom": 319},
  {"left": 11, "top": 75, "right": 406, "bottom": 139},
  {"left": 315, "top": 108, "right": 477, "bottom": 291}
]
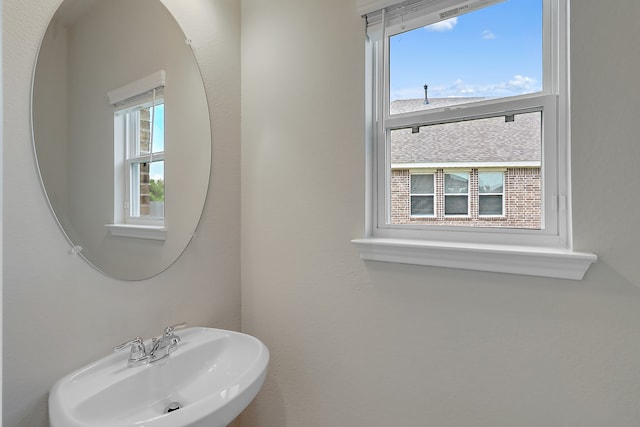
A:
[{"left": 32, "top": 0, "right": 211, "bottom": 280}]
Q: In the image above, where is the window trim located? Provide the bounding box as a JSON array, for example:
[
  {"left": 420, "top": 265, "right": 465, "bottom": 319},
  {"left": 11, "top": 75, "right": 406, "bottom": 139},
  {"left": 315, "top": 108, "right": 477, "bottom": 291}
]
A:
[
  {"left": 478, "top": 170, "right": 505, "bottom": 218},
  {"left": 353, "top": 0, "right": 597, "bottom": 279},
  {"left": 409, "top": 171, "right": 435, "bottom": 217},
  {"left": 443, "top": 170, "right": 470, "bottom": 217}
]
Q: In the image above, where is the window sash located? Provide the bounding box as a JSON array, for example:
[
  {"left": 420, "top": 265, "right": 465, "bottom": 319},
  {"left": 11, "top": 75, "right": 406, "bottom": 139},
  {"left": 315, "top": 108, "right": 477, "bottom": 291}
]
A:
[
  {"left": 123, "top": 102, "right": 165, "bottom": 226},
  {"left": 478, "top": 171, "right": 504, "bottom": 194},
  {"left": 365, "top": 0, "right": 510, "bottom": 34},
  {"left": 379, "top": 96, "right": 556, "bottom": 233},
  {"left": 478, "top": 194, "right": 504, "bottom": 216},
  {"left": 410, "top": 173, "right": 435, "bottom": 216},
  {"left": 478, "top": 171, "right": 504, "bottom": 217},
  {"left": 366, "top": 0, "right": 568, "bottom": 248},
  {"left": 411, "top": 195, "right": 435, "bottom": 217},
  {"left": 444, "top": 172, "right": 469, "bottom": 217},
  {"left": 126, "top": 159, "right": 165, "bottom": 223},
  {"left": 376, "top": 0, "right": 554, "bottom": 119}
]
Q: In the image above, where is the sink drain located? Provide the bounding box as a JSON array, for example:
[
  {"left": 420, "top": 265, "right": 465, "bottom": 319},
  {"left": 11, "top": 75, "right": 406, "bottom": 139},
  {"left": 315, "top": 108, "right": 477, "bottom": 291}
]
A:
[{"left": 165, "top": 402, "right": 182, "bottom": 413}]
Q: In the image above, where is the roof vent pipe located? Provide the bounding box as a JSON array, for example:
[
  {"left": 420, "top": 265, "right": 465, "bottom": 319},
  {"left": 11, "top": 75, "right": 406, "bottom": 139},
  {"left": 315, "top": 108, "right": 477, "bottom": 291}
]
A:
[{"left": 424, "top": 84, "right": 429, "bottom": 105}]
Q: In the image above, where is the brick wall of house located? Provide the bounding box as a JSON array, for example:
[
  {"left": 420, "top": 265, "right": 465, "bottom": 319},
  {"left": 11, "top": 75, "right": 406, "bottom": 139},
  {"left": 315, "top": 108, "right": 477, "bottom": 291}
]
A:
[
  {"left": 504, "top": 167, "right": 541, "bottom": 229},
  {"left": 138, "top": 108, "right": 151, "bottom": 215},
  {"left": 391, "top": 168, "right": 541, "bottom": 229}
]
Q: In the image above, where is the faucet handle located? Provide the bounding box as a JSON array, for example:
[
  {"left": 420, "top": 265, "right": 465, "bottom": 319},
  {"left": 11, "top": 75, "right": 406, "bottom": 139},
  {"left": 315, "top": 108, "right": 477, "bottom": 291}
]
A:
[
  {"left": 164, "top": 322, "right": 187, "bottom": 335},
  {"left": 114, "top": 336, "right": 145, "bottom": 352},
  {"left": 114, "top": 337, "right": 149, "bottom": 367}
]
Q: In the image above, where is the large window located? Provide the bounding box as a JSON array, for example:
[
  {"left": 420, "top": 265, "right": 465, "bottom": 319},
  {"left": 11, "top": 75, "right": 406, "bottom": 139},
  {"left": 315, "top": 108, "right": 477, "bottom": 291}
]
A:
[
  {"left": 354, "top": 0, "right": 596, "bottom": 279},
  {"left": 368, "top": 0, "right": 559, "bottom": 242},
  {"left": 108, "top": 70, "right": 167, "bottom": 239}
]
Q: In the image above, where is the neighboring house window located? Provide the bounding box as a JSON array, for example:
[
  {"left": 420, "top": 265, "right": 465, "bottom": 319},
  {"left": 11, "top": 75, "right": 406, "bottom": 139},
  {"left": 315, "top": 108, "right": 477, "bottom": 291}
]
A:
[
  {"left": 353, "top": 0, "right": 596, "bottom": 279},
  {"left": 444, "top": 172, "right": 469, "bottom": 216},
  {"left": 478, "top": 171, "right": 504, "bottom": 216},
  {"left": 410, "top": 173, "right": 434, "bottom": 216},
  {"left": 404, "top": 169, "right": 511, "bottom": 222}
]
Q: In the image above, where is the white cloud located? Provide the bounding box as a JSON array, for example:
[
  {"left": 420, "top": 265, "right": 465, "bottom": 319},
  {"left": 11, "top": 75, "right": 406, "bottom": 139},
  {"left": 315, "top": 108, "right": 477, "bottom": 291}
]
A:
[
  {"left": 390, "top": 87, "right": 424, "bottom": 101},
  {"left": 393, "top": 75, "right": 540, "bottom": 100},
  {"left": 482, "top": 29, "right": 496, "bottom": 40},
  {"left": 506, "top": 75, "right": 536, "bottom": 91},
  {"left": 425, "top": 17, "right": 457, "bottom": 32}
]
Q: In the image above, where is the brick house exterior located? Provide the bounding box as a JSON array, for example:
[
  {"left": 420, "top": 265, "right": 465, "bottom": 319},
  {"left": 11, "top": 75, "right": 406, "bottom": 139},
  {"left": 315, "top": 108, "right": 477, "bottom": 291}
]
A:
[
  {"left": 390, "top": 98, "right": 541, "bottom": 229},
  {"left": 138, "top": 107, "right": 152, "bottom": 216}
]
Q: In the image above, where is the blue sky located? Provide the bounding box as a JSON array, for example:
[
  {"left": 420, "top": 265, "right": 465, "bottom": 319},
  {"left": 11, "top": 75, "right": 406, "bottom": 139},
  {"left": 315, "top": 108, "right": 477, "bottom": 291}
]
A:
[
  {"left": 152, "top": 104, "right": 164, "bottom": 153},
  {"left": 389, "top": 0, "right": 542, "bottom": 101},
  {"left": 150, "top": 104, "right": 164, "bottom": 182}
]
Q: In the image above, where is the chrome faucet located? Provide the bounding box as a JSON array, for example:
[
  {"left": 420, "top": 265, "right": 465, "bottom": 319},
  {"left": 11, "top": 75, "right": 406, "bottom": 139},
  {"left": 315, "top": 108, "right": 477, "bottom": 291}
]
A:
[
  {"left": 114, "top": 322, "right": 186, "bottom": 368},
  {"left": 149, "top": 322, "right": 186, "bottom": 362}
]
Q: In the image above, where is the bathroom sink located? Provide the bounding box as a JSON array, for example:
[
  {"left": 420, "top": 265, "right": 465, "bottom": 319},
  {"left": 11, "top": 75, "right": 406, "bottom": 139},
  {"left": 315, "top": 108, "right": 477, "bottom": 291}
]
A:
[{"left": 49, "top": 327, "right": 269, "bottom": 427}]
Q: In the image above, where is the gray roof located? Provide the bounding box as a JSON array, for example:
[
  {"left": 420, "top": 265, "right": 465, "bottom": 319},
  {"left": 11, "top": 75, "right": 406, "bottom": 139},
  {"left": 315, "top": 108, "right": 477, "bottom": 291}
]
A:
[{"left": 390, "top": 98, "right": 541, "bottom": 166}]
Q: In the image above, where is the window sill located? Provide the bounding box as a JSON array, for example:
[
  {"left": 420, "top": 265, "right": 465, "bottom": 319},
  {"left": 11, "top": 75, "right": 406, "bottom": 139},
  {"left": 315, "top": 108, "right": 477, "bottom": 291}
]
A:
[
  {"left": 105, "top": 224, "right": 167, "bottom": 241},
  {"left": 351, "top": 237, "right": 596, "bottom": 280}
]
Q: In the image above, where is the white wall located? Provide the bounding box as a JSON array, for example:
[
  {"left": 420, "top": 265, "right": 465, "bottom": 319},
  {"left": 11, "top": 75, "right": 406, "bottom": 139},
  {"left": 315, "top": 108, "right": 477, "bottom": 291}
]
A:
[
  {"left": 3, "top": 0, "right": 241, "bottom": 425},
  {"left": 240, "top": 1, "right": 640, "bottom": 426},
  {"left": 31, "top": 21, "right": 68, "bottom": 219}
]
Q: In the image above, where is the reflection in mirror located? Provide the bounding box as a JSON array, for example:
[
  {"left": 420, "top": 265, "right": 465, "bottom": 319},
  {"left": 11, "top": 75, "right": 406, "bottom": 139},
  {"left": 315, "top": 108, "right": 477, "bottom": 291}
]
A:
[{"left": 32, "top": 0, "right": 211, "bottom": 280}]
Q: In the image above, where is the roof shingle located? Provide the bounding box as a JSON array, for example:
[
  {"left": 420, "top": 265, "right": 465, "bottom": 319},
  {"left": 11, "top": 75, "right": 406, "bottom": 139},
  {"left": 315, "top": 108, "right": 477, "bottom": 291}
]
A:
[{"left": 390, "top": 98, "right": 541, "bottom": 165}]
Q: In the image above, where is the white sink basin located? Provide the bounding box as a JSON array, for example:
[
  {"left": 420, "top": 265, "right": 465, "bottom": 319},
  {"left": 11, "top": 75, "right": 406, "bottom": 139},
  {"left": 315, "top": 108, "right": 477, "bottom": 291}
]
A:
[{"left": 49, "top": 327, "right": 269, "bottom": 427}]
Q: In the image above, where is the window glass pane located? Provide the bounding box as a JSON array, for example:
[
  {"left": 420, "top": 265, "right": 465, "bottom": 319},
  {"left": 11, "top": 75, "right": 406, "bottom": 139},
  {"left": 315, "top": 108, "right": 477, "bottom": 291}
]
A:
[
  {"left": 129, "top": 161, "right": 143, "bottom": 217},
  {"left": 445, "top": 173, "right": 468, "bottom": 194},
  {"left": 411, "top": 174, "right": 434, "bottom": 194},
  {"left": 389, "top": 0, "right": 543, "bottom": 114},
  {"left": 445, "top": 195, "right": 468, "bottom": 215},
  {"left": 479, "top": 171, "right": 503, "bottom": 193},
  {"left": 149, "top": 160, "right": 165, "bottom": 218},
  {"left": 479, "top": 195, "right": 503, "bottom": 215},
  {"left": 152, "top": 104, "right": 164, "bottom": 153},
  {"left": 391, "top": 113, "right": 541, "bottom": 166},
  {"left": 138, "top": 108, "right": 151, "bottom": 156},
  {"left": 138, "top": 162, "right": 150, "bottom": 217},
  {"left": 411, "top": 195, "right": 434, "bottom": 216},
  {"left": 138, "top": 104, "right": 164, "bottom": 155},
  {"left": 389, "top": 114, "right": 541, "bottom": 228},
  {"left": 131, "top": 160, "right": 164, "bottom": 218}
]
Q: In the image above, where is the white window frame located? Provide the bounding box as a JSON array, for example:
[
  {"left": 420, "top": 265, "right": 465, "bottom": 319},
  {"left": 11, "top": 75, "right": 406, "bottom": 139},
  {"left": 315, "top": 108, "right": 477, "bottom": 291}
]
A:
[
  {"left": 443, "top": 170, "right": 470, "bottom": 217},
  {"left": 352, "top": 0, "right": 597, "bottom": 279},
  {"left": 106, "top": 70, "right": 167, "bottom": 240},
  {"left": 123, "top": 100, "right": 165, "bottom": 227},
  {"left": 409, "top": 171, "right": 435, "bottom": 217},
  {"left": 478, "top": 170, "right": 505, "bottom": 218}
]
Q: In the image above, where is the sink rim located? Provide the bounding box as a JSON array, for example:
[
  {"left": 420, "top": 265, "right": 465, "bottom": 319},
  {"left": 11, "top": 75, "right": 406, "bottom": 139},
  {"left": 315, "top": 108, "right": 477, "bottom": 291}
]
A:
[{"left": 49, "top": 327, "right": 269, "bottom": 427}]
